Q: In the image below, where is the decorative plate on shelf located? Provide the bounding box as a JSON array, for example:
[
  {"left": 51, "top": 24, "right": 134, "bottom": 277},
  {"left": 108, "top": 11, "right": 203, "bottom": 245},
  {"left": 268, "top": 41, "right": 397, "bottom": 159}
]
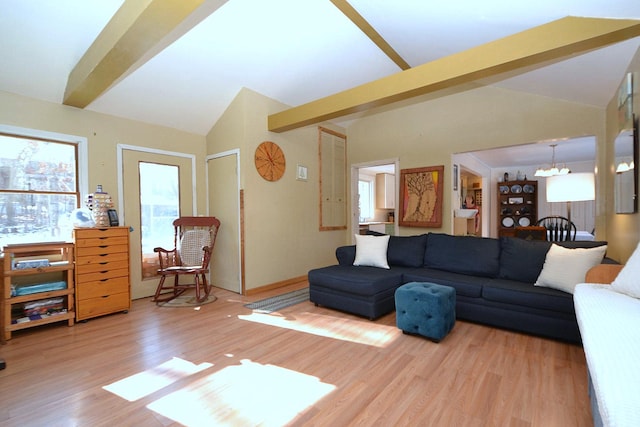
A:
[
  {"left": 523, "top": 184, "right": 535, "bottom": 194},
  {"left": 510, "top": 184, "right": 522, "bottom": 194},
  {"left": 499, "top": 185, "right": 509, "bottom": 194},
  {"left": 518, "top": 217, "right": 531, "bottom": 226},
  {"left": 502, "top": 217, "right": 514, "bottom": 227}
]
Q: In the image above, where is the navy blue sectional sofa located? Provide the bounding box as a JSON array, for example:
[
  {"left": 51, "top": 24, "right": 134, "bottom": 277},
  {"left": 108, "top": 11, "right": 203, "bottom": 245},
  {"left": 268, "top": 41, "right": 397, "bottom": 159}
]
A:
[{"left": 308, "top": 233, "right": 610, "bottom": 344}]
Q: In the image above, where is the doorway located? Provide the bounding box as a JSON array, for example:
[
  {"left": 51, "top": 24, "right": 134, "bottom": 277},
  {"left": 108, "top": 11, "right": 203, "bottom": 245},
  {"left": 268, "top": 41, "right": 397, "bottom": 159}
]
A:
[
  {"left": 119, "top": 146, "right": 196, "bottom": 299},
  {"left": 454, "top": 136, "right": 596, "bottom": 237},
  {"left": 459, "top": 167, "right": 483, "bottom": 236},
  {"left": 351, "top": 159, "right": 399, "bottom": 240},
  {"left": 206, "top": 150, "right": 242, "bottom": 294},
  {"left": 452, "top": 153, "right": 491, "bottom": 237}
]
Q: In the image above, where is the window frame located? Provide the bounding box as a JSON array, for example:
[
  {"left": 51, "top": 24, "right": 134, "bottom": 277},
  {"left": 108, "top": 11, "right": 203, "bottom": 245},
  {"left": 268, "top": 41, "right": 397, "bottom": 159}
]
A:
[
  {"left": 358, "top": 177, "right": 374, "bottom": 222},
  {"left": 0, "top": 124, "right": 88, "bottom": 246}
]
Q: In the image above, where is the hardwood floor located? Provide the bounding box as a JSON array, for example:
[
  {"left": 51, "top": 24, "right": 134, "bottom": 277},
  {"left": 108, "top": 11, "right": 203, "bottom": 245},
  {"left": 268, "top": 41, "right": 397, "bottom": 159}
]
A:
[{"left": 0, "top": 284, "right": 592, "bottom": 426}]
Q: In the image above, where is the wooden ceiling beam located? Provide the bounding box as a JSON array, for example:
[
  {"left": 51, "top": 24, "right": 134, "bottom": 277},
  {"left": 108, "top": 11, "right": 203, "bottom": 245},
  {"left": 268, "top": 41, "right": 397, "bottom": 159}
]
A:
[
  {"left": 63, "top": 0, "right": 223, "bottom": 108},
  {"left": 268, "top": 16, "right": 640, "bottom": 133},
  {"left": 330, "top": 0, "right": 410, "bottom": 71}
]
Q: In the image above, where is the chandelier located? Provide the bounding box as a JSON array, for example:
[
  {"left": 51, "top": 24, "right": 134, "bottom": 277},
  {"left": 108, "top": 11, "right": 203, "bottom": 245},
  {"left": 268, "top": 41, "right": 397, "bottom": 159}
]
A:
[
  {"left": 534, "top": 144, "right": 571, "bottom": 177},
  {"left": 616, "top": 159, "right": 635, "bottom": 173}
]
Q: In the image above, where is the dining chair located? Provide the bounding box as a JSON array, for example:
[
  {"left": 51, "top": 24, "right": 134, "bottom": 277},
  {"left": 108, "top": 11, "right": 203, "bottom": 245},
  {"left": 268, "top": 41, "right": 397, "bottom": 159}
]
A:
[{"left": 535, "top": 216, "right": 577, "bottom": 241}]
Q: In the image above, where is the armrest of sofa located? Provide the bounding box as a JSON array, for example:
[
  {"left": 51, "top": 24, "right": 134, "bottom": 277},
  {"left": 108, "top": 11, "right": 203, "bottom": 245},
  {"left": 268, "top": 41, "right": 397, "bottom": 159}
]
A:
[
  {"left": 584, "top": 264, "right": 624, "bottom": 284},
  {"left": 336, "top": 245, "right": 356, "bottom": 266},
  {"left": 574, "top": 283, "right": 640, "bottom": 427}
]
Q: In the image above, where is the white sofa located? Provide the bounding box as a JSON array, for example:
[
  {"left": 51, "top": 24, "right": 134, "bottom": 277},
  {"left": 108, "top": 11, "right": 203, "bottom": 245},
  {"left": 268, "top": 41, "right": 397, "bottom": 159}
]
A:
[{"left": 574, "top": 264, "right": 640, "bottom": 427}]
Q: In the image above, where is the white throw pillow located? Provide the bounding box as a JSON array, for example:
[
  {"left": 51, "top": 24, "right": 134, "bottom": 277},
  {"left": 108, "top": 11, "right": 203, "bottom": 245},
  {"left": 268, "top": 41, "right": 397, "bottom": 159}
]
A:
[
  {"left": 353, "top": 234, "right": 390, "bottom": 269},
  {"left": 534, "top": 244, "right": 607, "bottom": 294},
  {"left": 611, "top": 242, "right": 640, "bottom": 299}
]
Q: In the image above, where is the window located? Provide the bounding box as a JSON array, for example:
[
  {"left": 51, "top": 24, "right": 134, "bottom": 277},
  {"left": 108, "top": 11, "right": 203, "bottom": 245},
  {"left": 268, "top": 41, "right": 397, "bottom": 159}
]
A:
[
  {"left": 139, "top": 162, "right": 180, "bottom": 279},
  {"left": 0, "top": 131, "right": 82, "bottom": 248},
  {"left": 358, "top": 179, "right": 373, "bottom": 221}
]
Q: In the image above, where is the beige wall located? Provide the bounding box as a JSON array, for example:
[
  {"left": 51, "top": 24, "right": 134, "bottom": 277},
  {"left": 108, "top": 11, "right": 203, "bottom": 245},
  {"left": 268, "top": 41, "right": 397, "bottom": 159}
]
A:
[
  {"left": 0, "top": 90, "right": 207, "bottom": 208},
  {"left": 0, "top": 88, "right": 347, "bottom": 294},
  {"left": 605, "top": 48, "right": 640, "bottom": 263},
  {"left": 206, "top": 88, "right": 346, "bottom": 292},
  {"left": 0, "top": 90, "right": 208, "bottom": 294},
  {"left": 2, "top": 44, "right": 638, "bottom": 294},
  {"left": 347, "top": 85, "right": 605, "bottom": 237}
]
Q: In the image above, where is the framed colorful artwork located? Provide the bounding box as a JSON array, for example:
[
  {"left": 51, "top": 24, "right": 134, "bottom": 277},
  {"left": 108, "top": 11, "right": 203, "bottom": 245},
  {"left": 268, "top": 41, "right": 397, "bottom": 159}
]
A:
[{"left": 399, "top": 165, "right": 444, "bottom": 228}]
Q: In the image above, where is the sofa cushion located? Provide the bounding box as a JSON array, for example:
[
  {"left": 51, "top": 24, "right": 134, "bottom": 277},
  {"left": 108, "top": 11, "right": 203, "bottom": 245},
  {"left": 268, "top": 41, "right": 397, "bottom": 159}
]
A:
[
  {"left": 499, "top": 237, "right": 551, "bottom": 283},
  {"left": 353, "top": 234, "right": 390, "bottom": 269},
  {"left": 387, "top": 234, "right": 428, "bottom": 267},
  {"left": 534, "top": 244, "right": 607, "bottom": 294},
  {"left": 402, "top": 268, "right": 486, "bottom": 298},
  {"left": 308, "top": 265, "right": 404, "bottom": 296},
  {"left": 483, "top": 278, "right": 575, "bottom": 314},
  {"left": 424, "top": 233, "right": 500, "bottom": 277}
]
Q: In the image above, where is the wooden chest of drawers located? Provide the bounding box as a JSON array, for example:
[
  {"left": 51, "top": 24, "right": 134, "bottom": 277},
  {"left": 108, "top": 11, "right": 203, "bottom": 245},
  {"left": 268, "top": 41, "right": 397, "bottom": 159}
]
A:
[{"left": 73, "top": 227, "right": 130, "bottom": 321}]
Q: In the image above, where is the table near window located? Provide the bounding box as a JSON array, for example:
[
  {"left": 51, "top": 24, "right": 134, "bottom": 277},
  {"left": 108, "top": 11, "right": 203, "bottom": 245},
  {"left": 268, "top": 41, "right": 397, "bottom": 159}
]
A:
[{"left": 575, "top": 231, "right": 595, "bottom": 241}]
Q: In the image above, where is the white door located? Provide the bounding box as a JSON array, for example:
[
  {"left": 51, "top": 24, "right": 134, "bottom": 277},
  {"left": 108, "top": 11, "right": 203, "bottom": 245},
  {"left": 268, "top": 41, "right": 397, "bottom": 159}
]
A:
[
  {"left": 207, "top": 151, "right": 242, "bottom": 293},
  {"left": 121, "top": 148, "right": 195, "bottom": 299}
]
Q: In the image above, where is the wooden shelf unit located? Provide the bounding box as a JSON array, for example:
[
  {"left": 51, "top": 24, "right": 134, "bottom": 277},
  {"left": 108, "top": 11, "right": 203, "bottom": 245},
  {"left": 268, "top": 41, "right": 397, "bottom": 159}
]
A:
[
  {"left": 497, "top": 180, "right": 538, "bottom": 237},
  {"left": 74, "top": 227, "right": 130, "bottom": 321},
  {"left": 2, "top": 242, "right": 75, "bottom": 341}
]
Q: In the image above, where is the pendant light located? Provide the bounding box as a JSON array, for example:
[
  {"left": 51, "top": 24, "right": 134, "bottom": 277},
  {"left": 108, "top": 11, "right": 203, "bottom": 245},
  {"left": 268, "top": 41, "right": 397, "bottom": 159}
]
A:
[{"left": 534, "top": 144, "right": 571, "bottom": 177}]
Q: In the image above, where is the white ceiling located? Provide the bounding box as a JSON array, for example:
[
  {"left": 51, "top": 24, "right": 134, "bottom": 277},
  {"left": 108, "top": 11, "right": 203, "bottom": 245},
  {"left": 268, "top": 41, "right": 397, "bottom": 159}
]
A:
[
  {"left": 0, "top": 1, "right": 638, "bottom": 167},
  {"left": 464, "top": 135, "right": 598, "bottom": 169}
]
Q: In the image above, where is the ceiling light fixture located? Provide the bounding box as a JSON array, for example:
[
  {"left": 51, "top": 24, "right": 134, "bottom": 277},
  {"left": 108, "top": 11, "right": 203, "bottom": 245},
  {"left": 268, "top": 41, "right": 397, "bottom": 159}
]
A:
[
  {"left": 616, "top": 159, "right": 635, "bottom": 174},
  {"left": 534, "top": 144, "right": 571, "bottom": 177}
]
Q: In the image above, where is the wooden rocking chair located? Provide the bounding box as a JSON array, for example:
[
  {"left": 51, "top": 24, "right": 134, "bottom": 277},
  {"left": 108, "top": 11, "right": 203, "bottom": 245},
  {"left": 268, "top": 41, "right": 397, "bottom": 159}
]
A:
[{"left": 152, "top": 216, "right": 220, "bottom": 304}]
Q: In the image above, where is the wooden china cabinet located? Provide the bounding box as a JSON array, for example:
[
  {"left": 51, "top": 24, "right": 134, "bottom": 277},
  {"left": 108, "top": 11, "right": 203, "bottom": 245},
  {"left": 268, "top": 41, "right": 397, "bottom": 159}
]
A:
[{"left": 497, "top": 180, "right": 538, "bottom": 237}]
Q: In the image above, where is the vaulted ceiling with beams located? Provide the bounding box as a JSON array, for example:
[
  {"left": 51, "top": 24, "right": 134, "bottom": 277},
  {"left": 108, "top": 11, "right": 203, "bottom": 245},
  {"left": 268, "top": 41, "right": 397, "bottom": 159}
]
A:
[{"left": 0, "top": 0, "right": 639, "bottom": 140}]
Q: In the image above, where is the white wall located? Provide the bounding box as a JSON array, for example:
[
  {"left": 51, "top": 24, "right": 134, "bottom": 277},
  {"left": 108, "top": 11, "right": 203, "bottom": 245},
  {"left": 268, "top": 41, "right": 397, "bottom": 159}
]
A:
[{"left": 206, "top": 88, "right": 347, "bottom": 292}]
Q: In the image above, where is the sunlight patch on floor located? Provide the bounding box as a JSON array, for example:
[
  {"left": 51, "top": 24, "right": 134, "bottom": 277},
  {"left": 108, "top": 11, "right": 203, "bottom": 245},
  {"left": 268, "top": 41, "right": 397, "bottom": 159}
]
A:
[
  {"left": 146, "top": 359, "right": 336, "bottom": 426},
  {"left": 103, "top": 357, "right": 213, "bottom": 401},
  {"left": 238, "top": 311, "right": 400, "bottom": 347}
]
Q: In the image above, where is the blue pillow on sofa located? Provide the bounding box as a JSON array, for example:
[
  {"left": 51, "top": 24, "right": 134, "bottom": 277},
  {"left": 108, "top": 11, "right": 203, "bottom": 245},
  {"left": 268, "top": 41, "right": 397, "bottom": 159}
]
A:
[
  {"left": 499, "top": 237, "right": 552, "bottom": 283},
  {"left": 424, "top": 233, "right": 501, "bottom": 277},
  {"left": 387, "top": 234, "right": 428, "bottom": 267}
]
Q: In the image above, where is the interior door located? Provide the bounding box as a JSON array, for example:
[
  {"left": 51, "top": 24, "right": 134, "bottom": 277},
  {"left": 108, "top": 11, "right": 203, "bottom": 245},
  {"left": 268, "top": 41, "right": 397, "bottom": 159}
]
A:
[
  {"left": 122, "top": 149, "right": 195, "bottom": 299},
  {"left": 207, "top": 151, "right": 242, "bottom": 293}
]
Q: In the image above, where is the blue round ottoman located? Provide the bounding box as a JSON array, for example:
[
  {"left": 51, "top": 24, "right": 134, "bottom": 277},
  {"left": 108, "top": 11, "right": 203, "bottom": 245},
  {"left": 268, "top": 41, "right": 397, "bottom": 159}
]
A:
[{"left": 395, "top": 282, "right": 456, "bottom": 342}]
